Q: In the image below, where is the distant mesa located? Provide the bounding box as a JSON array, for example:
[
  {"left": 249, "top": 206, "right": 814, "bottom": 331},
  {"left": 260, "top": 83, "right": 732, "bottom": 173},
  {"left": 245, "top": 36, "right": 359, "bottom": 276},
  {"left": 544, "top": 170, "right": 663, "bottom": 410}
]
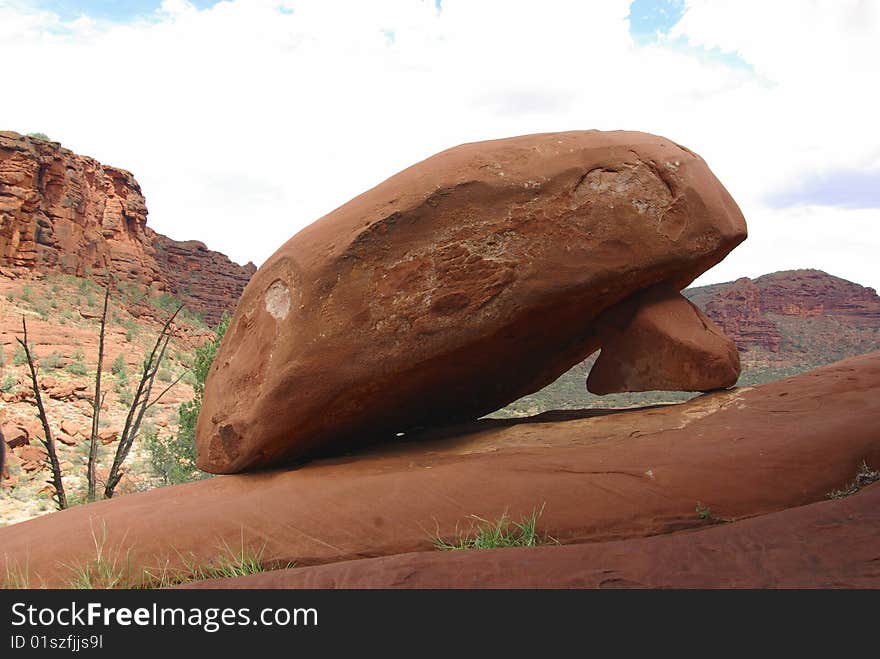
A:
[
  {"left": 0, "top": 130, "right": 255, "bottom": 325},
  {"left": 196, "top": 130, "right": 747, "bottom": 473}
]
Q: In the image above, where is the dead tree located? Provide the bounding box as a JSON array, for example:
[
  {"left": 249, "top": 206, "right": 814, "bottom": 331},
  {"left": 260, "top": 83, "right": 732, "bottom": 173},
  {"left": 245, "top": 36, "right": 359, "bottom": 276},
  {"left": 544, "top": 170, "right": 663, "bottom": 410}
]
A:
[
  {"left": 16, "top": 316, "right": 67, "bottom": 510},
  {"left": 103, "top": 305, "right": 183, "bottom": 499},
  {"left": 87, "top": 285, "right": 110, "bottom": 502}
]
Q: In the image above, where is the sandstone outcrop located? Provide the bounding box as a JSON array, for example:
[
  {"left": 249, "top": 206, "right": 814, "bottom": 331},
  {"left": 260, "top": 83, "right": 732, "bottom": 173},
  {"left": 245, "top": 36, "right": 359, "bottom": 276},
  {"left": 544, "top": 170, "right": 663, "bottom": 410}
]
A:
[
  {"left": 587, "top": 283, "right": 740, "bottom": 394},
  {"left": 2, "top": 353, "right": 877, "bottom": 587},
  {"left": 686, "top": 270, "right": 880, "bottom": 355},
  {"left": 197, "top": 130, "right": 747, "bottom": 473},
  {"left": 0, "top": 131, "right": 255, "bottom": 325},
  {"left": 184, "top": 482, "right": 880, "bottom": 589}
]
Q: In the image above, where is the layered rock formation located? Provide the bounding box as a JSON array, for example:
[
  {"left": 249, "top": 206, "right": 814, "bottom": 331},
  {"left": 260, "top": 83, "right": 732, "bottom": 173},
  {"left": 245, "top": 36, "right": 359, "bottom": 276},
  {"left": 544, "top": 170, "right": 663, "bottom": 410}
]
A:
[
  {"left": 1, "top": 353, "right": 878, "bottom": 587},
  {"left": 0, "top": 131, "right": 254, "bottom": 325},
  {"left": 686, "top": 269, "right": 880, "bottom": 354},
  {"left": 186, "top": 483, "right": 880, "bottom": 589},
  {"left": 197, "top": 130, "right": 746, "bottom": 473}
]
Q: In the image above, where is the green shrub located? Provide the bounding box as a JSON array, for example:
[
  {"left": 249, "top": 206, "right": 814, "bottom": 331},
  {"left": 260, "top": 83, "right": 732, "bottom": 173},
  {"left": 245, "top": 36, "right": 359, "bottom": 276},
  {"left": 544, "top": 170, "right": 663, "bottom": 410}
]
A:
[
  {"left": 13, "top": 343, "right": 28, "bottom": 366},
  {"left": 0, "top": 346, "right": 4, "bottom": 367},
  {"left": 34, "top": 301, "right": 50, "bottom": 321},
  {"left": 145, "top": 428, "right": 204, "bottom": 486},
  {"left": 115, "top": 383, "right": 133, "bottom": 406},
  {"left": 65, "top": 361, "right": 89, "bottom": 376},
  {"left": 123, "top": 319, "right": 139, "bottom": 342},
  {"left": 21, "top": 284, "right": 32, "bottom": 302},
  {"left": 165, "top": 313, "right": 230, "bottom": 486},
  {"left": 157, "top": 368, "right": 173, "bottom": 383},
  {"left": 26, "top": 132, "right": 50, "bottom": 140},
  {"left": 1, "top": 373, "right": 16, "bottom": 393},
  {"left": 111, "top": 353, "right": 127, "bottom": 376},
  {"left": 40, "top": 351, "right": 63, "bottom": 370}
]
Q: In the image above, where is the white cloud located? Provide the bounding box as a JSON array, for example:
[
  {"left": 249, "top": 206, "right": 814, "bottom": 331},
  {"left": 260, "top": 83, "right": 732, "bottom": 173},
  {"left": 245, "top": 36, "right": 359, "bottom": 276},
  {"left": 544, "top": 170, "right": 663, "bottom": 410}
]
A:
[{"left": 0, "top": 0, "right": 877, "bottom": 290}]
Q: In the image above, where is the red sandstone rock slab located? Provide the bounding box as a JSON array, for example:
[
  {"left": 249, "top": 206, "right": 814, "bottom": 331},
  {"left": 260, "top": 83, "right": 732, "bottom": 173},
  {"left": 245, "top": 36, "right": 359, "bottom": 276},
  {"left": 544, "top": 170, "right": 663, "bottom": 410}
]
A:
[
  {"left": 197, "top": 130, "right": 747, "bottom": 473},
  {"left": 587, "top": 283, "right": 740, "bottom": 394},
  {"left": 0, "top": 353, "right": 877, "bottom": 587},
  {"left": 183, "top": 482, "right": 880, "bottom": 589}
]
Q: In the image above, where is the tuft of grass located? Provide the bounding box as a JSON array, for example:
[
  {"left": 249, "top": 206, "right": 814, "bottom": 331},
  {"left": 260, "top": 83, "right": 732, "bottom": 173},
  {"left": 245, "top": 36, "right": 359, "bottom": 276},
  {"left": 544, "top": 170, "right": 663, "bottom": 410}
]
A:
[
  {"left": 62, "top": 523, "right": 142, "bottom": 589},
  {"left": 434, "top": 505, "right": 554, "bottom": 551},
  {"left": 695, "top": 503, "right": 712, "bottom": 520},
  {"left": 59, "top": 524, "right": 290, "bottom": 589},
  {"left": 2, "top": 555, "right": 41, "bottom": 589},
  {"left": 827, "top": 461, "right": 880, "bottom": 499}
]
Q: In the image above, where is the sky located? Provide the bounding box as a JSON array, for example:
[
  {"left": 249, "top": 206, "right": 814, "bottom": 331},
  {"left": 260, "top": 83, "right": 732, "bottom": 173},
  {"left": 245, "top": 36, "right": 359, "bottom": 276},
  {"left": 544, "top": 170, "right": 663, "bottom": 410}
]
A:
[{"left": 1, "top": 0, "right": 878, "bottom": 290}]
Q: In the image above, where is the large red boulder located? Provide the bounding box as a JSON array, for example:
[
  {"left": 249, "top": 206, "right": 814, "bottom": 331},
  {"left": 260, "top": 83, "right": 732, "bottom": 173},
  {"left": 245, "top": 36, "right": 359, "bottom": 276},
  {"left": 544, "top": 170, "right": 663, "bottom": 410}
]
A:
[{"left": 197, "top": 130, "right": 747, "bottom": 473}]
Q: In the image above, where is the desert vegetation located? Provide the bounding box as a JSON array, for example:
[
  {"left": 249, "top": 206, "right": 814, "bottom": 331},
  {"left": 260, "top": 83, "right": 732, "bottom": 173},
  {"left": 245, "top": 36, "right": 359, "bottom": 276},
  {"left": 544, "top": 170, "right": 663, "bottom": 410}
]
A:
[
  {"left": 434, "top": 506, "right": 554, "bottom": 550},
  {"left": 0, "top": 273, "right": 224, "bottom": 524}
]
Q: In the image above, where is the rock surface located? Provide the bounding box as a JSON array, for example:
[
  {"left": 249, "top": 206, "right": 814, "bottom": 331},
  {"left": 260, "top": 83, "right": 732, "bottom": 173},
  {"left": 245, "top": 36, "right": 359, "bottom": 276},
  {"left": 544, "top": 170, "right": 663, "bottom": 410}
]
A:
[
  {"left": 183, "top": 482, "right": 880, "bottom": 589},
  {"left": 0, "top": 131, "right": 255, "bottom": 325},
  {"left": 197, "top": 130, "right": 747, "bottom": 473},
  {"left": 587, "top": 283, "right": 740, "bottom": 394},
  {"left": 1, "top": 353, "right": 877, "bottom": 587}
]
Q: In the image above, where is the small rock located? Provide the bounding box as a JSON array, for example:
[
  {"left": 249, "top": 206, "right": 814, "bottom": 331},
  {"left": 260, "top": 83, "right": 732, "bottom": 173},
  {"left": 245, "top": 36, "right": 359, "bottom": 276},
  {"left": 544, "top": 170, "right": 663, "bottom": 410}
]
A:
[
  {"left": 14, "top": 444, "right": 46, "bottom": 463},
  {"left": 99, "top": 428, "right": 119, "bottom": 445},
  {"left": 56, "top": 434, "right": 77, "bottom": 447},
  {"left": 60, "top": 419, "right": 81, "bottom": 437},
  {"left": 1, "top": 424, "right": 29, "bottom": 449}
]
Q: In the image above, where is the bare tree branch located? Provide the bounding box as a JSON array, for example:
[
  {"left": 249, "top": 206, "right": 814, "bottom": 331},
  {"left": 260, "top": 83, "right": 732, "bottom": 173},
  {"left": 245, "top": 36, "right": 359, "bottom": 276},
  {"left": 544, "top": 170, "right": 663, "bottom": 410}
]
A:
[
  {"left": 146, "top": 372, "right": 186, "bottom": 410},
  {"left": 103, "top": 304, "right": 183, "bottom": 499},
  {"left": 88, "top": 284, "right": 110, "bottom": 502},
  {"left": 16, "top": 315, "right": 67, "bottom": 510}
]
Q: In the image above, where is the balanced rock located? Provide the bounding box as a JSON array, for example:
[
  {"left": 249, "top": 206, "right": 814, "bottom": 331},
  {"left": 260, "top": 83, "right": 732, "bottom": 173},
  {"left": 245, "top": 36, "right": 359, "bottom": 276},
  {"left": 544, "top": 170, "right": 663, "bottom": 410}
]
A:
[
  {"left": 587, "top": 283, "right": 741, "bottom": 394},
  {"left": 197, "top": 130, "right": 747, "bottom": 473}
]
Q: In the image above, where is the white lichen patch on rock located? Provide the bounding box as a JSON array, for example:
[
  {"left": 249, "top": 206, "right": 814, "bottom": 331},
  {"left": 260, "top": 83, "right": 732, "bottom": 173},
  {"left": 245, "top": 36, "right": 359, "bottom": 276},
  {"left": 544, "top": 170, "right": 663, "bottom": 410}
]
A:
[{"left": 264, "top": 280, "right": 291, "bottom": 320}]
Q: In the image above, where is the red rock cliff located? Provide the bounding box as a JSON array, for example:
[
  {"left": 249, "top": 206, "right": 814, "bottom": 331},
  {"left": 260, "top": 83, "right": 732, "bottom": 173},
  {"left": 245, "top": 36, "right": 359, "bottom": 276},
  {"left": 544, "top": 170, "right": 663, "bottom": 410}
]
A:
[
  {"left": 686, "top": 270, "right": 880, "bottom": 355},
  {"left": 0, "top": 131, "right": 254, "bottom": 325}
]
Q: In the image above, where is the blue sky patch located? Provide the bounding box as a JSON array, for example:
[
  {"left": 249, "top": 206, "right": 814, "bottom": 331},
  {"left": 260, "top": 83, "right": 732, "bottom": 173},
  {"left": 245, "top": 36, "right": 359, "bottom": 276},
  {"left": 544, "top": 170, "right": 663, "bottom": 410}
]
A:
[
  {"left": 628, "top": 0, "right": 752, "bottom": 72},
  {"left": 32, "top": 1, "right": 221, "bottom": 22},
  {"left": 628, "top": 0, "right": 685, "bottom": 45},
  {"left": 767, "top": 169, "right": 880, "bottom": 210}
]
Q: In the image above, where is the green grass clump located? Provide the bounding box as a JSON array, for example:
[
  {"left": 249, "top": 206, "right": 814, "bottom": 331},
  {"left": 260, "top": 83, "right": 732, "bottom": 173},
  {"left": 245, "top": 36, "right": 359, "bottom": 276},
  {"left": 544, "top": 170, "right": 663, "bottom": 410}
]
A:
[
  {"left": 57, "top": 525, "right": 286, "bottom": 589},
  {"left": 434, "top": 505, "right": 553, "bottom": 551}
]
